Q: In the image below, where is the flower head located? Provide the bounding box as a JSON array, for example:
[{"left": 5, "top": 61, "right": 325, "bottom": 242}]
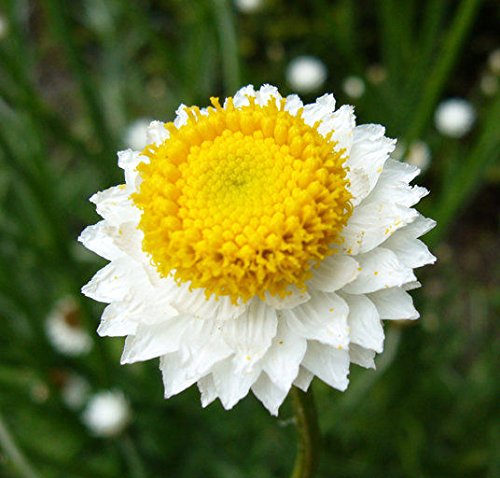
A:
[{"left": 80, "top": 84, "right": 435, "bottom": 415}]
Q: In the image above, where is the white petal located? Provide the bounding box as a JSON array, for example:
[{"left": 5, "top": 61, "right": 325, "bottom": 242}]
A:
[
  {"left": 366, "top": 159, "right": 428, "bottom": 208},
  {"left": 212, "top": 360, "right": 259, "bottom": 410},
  {"left": 120, "top": 316, "right": 191, "bottom": 364},
  {"left": 284, "top": 94, "right": 304, "bottom": 115},
  {"left": 160, "top": 353, "right": 198, "bottom": 398},
  {"left": 383, "top": 216, "right": 436, "bottom": 269},
  {"left": 346, "top": 167, "right": 371, "bottom": 203},
  {"left": 369, "top": 287, "right": 419, "bottom": 320},
  {"left": 252, "top": 373, "right": 289, "bottom": 416},
  {"left": 346, "top": 124, "right": 395, "bottom": 204},
  {"left": 78, "top": 221, "right": 123, "bottom": 261},
  {"left": 173, "top": 104, "right": 189, "bottom": 128},
  {"left": 284, "top": 292, "right": 350, "bottom": 349},
  {"left": 262, "top": 319, "right": 307, "bottom": 392},
  {"left": 165, "top": 280, "right": 247, "bottom": 320},
  {"left": 233, "top": 85, "right": 256, "bottom": 107},
  {"left": 222, "top": 300, "right": 278, "bottom": 372},
  {"left": 340, "top": 201, "right": 418, "bottom": 255},
  {"left": 117, "top": 149, "right": 146, "bottom": 189},
  {"left": 342, "top": 293, "right": 384, "bottom": 353},
  {"left": 198, "top": 375, "right": 218, "bottom": 407},
  {"left": 302, "top": 342, "right": 350, "bottom": 391},
  {"left": 98, "top": 302, "right": 140, "bottom": 337},
  {"left": 256, "top": 84, "right": 282, "bottom": 106},
  {"left": 318, "top": 104, "right": 355, "bottom": 156},
  {"left": 82, "top": 257, "right": 148, "bottom": 303},
  {"left": 308, "top": 254, "right": 359, "bottom": 292},
  {"left": 159, "top": 317, "right": 233, "bottom": 398},
  {"left": 302, "top": 93, "right": 336, "bottom": 127},
  {"left": 293, "top": 367, "right": 314, "bottom": 392},
  {"left": 349, "top": 344, "right": 376, "bottom": 369},
  {"left": 341, "top": 247, "right": 417, "bottom": 294},
  {"left": 90, "top": 186, "right": 140, "bottom": 225},
  {"left": 146, "top": 120, "right": 169, "bottom": 146},
  {"left": 264, "top": 288, "right": 310, "bottom": 310}
]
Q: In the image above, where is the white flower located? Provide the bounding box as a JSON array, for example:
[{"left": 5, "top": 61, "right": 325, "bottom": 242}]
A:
[
  {"left": 342, "top": 76, "right": 365, "bottom": 99},
  {"left": 82, "top": 391, "right": 131, "bottom": 437},
  {"left": 434, "top": 98, "right": 475, "bottom": 138},
  {"left": 80, "top": 84, "right": 435, "bottom": 415},
  {"left": 405, "top": 141, "right": 431, "bottom": 173},
  {"left": 286, "top": 56, "right": 327, "bottom": 93},
  {"left": 123, "top": 118, "right": 153, "bottom": 151},
  {"left": 46, "top": 297, "right": 92, "bottom": 356},
  {"left": 234, "top": 0, "right": 263, "bottom": 13}
]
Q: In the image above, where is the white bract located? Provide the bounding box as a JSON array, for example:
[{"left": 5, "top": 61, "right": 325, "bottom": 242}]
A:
[
  {"left": 82, "top": 391, "right": 131, "bottom": 437},
  {"left": 434, "top": 98, "right": 475, "bottom": 138},
  {"left": 80, "top": 84, "right": 435, "bottom": 415},
  {"left": 286, "top": 56, "right": 327, "bottom": 93}
]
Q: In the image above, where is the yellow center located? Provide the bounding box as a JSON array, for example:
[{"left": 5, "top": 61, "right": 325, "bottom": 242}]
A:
[{"left": 133, "top": 96, "right": 352, "bottom": 303}]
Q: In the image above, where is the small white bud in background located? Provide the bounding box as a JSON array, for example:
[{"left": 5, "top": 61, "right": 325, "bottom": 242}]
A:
[
  {"left": 234, "top": 0, "right": 263, "bottom": 14},
  {"left": 487, "top": 48, "right": 500, "bottom": 75},
  {"left": 0, "top": 14, "right": 8, "bottom": 40},
  {"left": 342, "top": 76, "right": 366, "bottom": 99},
  {"left": 46, "top": 297, "right": 92, "bottom": 357},
  {"left": 286, "top": 56, "right": 327, "bottom": 93},
  {"left": 123, "top": 118, "right": 153, "bottom": 151},
  {"left": 82, "top": 391, "right": 131, "bottom": 437},
  {"left": 62, "top": 374, "right": 91, "bottom": 410},
  {"left": 405, "top": 140, "right": 431, "bottom": 173},
  {"left": 480, "top": 74, "right": 498, "bottom": 96},
  {"left": 434, "top": 98, "right": 475, "bottom": 138}
]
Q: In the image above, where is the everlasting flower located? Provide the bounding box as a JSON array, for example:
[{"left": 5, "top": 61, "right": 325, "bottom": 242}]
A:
[
  {"left": 80, "top": 84, "right": 435, "bottom": 415},
  {"left": 434, "top": 98, "right": 475, "bottom": 138},
  {"left": 46, "top": 297, "right": 92, "bottom": 356},
  {"left": 286, "top": 56, "right": 327, "bottom": 93},
  {"left": 82, "top": 391, "right": 131, "bottom": 437}
]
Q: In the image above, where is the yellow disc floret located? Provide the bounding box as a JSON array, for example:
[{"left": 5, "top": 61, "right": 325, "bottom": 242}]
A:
[{"left": 133, "top": 95, "right": 352, "bottom": 303}]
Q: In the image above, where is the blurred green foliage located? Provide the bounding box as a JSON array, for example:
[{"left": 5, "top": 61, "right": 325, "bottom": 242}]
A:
[{"left": 0, "top": 0, "right": 498, "bottom": 477}]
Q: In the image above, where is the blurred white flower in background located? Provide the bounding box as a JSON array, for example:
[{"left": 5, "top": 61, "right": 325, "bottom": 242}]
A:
[
  {"left": 0, "top": 14, "right": 8, "bottom": 40},
  {"left": 45, "top": 297, "right": 92, "bottom": 357},
  {"left": 434, "top": 98, "right": 475, "bottom": 138},
  {"left": 123, "top": 118, "right": 153, "bottom": 151},
  {"left": 82, "top": 391, "right": 131, "bottom": 437},
  {"left": 234, "top": 0, "right": 263, "bottom": 14},
  {"left": 487, "top": 48, "right": 500, "bottom": 75},
  {"left": 286, "top": 56, "right": 327, "bottom": 93},
  {"left": 480, "top": 74, "right": 498, "bottom": 96},
  {"left": 342, "top": 76, "right": 365, "bottom": 99},
  {"left": 62, "top": 374, "right": 91, "bottom": 410},
  {"left": 405, "top": 140, "right": 431, "bottom": 173},
  {"left": 366, "top": 64, "right": 387, "bottom": 84}
]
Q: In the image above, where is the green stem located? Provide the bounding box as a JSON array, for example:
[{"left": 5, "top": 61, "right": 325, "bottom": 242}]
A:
[
  {"left": 0, "top": 411, "right": 40, "bottom": 478},
  {"left": 290, "top": 387, "right": 321, "bottom": 478}
]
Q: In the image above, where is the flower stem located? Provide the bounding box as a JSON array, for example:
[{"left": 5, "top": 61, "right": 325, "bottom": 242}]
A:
[{"left": 290, "top": 386, "right": 321, "bottom": 478}]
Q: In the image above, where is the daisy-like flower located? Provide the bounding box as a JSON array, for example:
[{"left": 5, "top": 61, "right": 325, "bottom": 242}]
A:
[
  {"left": 286, "top": 56, "right": 328, "bottom": 93},
  {"left": 434, "top": 98, "right": 475, "bottom": 138},
  {"left": 80, "top": 84, "right": 435, "bottom": 415}
]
